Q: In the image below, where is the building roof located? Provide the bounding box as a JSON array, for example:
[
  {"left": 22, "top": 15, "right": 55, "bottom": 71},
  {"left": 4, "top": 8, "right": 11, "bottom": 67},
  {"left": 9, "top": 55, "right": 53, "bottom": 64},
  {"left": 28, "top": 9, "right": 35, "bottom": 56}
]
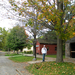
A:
[
  {"left": 37, "top": 39, "right": 57, "bottom": 44},
  {"left": 66, "top": 36, "right": 75, "bottom": 43}
]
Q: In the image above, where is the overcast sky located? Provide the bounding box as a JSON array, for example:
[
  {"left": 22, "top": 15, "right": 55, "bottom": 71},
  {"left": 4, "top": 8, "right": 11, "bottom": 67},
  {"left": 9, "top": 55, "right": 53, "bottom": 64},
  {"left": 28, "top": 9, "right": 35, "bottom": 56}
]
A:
[{"left": 0, "top": 0, "right": 19, "bottom": 30}]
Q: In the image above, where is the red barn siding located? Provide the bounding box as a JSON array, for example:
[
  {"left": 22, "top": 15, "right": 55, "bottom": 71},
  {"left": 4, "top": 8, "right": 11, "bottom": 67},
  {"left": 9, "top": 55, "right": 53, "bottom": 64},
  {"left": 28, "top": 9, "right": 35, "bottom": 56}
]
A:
[
  {"left": 36, "top": 42, "right": 57, "bottom": 55},
  {"left": 47, "top": 45, "right": 57, "bottom": 55},
  {"left": 36, "top": 41, "right": 40, "bottom": 54}
]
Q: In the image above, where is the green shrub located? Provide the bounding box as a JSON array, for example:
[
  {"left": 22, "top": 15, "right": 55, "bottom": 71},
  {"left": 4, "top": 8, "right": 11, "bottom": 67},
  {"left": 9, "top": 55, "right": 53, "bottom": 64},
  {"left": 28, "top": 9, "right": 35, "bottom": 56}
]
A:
[
  {"left": 24, "top": 51, "right": 26, "bottom": 53},
  {"left": 24, "top": 51, "right": 33, "bottom": 54}
]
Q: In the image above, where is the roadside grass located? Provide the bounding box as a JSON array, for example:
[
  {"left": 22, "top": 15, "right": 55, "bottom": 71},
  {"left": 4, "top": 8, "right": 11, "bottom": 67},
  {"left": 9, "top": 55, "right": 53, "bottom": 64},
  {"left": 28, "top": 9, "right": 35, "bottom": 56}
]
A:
[
  {"left": 9, "top": 56, "right": 42, "bottom": 62},
  {"left": 46, "top": 55, "right": 65, "bottom": 58},
  {"left": 26, "top": 61, "right": 75, "bottom": 75},
  {"left": 5, "top": 53, "right": 21, "bottom": 56}
]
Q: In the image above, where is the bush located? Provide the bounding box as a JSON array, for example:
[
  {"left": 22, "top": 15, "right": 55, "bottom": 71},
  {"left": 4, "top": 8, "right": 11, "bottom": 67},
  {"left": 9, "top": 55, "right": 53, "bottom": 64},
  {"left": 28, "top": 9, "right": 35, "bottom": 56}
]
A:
[{"left": 24, "top": 51, "right": 33, "bottom": 54}]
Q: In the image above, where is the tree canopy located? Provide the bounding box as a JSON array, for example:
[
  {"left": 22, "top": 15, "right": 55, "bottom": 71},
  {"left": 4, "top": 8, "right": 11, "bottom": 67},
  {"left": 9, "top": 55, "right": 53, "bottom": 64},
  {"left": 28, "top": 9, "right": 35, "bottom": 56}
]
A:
[
  {"left": 26, "top": 0, "right": 75, "bottom": 40},
  {"left": 25, "top": 0, "right": 75, "bottom": 62},
  {"left": 8, "top": 0, "right": 75, "bottom": 40},
  {"left": 6, "top": 25, "right": 28, "bottom": 52},
  {"left": 8, "top": 0, "right": 75, "bottom": 62}
]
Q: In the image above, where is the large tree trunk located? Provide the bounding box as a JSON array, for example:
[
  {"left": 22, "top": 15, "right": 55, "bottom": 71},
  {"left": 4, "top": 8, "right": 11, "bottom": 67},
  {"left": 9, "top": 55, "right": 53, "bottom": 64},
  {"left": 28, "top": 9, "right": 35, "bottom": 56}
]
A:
[
  {"left": 56, "top": 0, "right": 64, "bottom": 63},
  {"left": 56, "top": 35, "right": 63, "bottom": 63}
]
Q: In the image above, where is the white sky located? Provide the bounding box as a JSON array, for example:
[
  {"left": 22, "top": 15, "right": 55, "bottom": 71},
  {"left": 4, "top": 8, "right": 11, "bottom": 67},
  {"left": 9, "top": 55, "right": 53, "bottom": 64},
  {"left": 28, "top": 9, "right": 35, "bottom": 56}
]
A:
[
  {"left": 0, "top": 0, "right": 19, "bottom": 30},
  {"left": 0, "top": 19, "right": 17, "bottom": 30}
]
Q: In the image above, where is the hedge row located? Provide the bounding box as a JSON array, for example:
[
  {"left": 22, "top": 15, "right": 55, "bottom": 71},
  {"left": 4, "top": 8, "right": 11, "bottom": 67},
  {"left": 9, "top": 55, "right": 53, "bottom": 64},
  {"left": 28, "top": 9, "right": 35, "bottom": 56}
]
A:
[{"left": 24, "top": 51, "right": 33, "bottom": 54}]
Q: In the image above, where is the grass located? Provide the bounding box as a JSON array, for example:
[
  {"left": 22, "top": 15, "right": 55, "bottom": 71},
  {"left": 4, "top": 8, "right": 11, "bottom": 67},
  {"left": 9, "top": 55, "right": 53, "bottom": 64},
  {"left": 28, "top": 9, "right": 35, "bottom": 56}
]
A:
[
  {"left": 9, "top": 56, "right": 42, "bottom": 62},
  {"left": 5, "top": 53, "right": 21, "bottom": 56},
  {"left": 26, "top": 61, "right": 75, "bottom": 75},
  {"left": 46, "top": 55, "right": 65, "bottom": 58}
]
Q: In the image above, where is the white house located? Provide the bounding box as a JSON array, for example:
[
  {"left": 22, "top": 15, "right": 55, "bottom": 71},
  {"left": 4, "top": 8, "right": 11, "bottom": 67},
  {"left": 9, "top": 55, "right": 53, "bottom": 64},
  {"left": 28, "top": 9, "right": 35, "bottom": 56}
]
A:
[{"left": 23, "top": 46, "right": 33, "bottom": 52}]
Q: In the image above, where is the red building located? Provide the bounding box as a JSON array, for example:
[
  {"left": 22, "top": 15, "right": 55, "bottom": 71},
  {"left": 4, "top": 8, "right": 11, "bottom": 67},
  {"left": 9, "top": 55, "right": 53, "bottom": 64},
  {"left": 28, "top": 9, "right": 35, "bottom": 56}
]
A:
[{"left": 36, "top": 39, "right": 57, "bottom": 55}]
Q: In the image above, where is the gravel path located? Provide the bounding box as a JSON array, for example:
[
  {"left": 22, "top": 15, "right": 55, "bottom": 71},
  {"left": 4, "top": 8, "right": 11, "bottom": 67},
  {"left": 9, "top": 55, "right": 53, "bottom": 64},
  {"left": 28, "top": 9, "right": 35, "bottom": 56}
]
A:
[{"left": 0, "top": 51, "right": 32, "bottom": 75}]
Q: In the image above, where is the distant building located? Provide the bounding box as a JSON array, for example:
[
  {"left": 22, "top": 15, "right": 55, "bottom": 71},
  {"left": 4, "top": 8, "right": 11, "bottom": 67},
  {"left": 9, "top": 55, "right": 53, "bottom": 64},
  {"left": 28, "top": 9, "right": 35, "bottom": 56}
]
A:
[
  {"left": 65, "top": 37, "right": 75, "bottom": 58},
  {"left": 23, "top": 46, "right": 33, "bottom": 52},
  {"left": 36, "top": 39, "right": 57, "bottom": 55}
]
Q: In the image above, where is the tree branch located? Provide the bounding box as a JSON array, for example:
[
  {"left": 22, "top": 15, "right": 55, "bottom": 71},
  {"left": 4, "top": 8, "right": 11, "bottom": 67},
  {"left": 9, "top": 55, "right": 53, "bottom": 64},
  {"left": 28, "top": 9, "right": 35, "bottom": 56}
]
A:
[
  {"left": 64, "top": 14, "right": 75, "bottom": 33},
  {"left": 38, "top": 20, "right": 55, "bottom": 30},
  {"left": 47, "top": 0, "right": 52, "bottom": 6}
]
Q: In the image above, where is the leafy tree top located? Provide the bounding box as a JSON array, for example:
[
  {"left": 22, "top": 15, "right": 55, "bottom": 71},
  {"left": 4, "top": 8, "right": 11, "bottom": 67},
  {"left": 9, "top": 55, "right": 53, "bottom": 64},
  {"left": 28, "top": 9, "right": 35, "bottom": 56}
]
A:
[
  {"left": 9, "top": 0, "right": 75, "bottom": 40},
  {"left": 27, "top": 0, "right": 75, "bottom": 40},
  {"left": 6, "top": 25, "right": 28, "bottom": 50}
]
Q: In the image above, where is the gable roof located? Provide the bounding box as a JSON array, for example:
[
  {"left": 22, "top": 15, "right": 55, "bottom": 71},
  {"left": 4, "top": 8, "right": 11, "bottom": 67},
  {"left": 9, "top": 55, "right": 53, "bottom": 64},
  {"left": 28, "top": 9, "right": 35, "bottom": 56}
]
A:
[
  {"left": 66, "top": 36, "right": 75, "bottom": 43},
  {"left": 37, "top": 39, "right": 57, "bottom": 44}
]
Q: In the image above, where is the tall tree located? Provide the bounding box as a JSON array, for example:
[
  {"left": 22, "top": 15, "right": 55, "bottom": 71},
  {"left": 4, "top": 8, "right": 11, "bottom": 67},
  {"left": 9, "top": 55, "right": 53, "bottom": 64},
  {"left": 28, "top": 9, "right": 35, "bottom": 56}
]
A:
[
  {"left": 26, "top": 17, "right": 46, "bottom": 60},
  {"left": 6, "top": 25, "right": 28, "bottom": 54},
  {"left": 9, "top": 0, "right": 75, "bottom": 62},
  {"left": 9, "top": 0, "right": 47, "bottom": 60},
  {"left": 26, "top": 0, "right": 75, "bottom": 62}
]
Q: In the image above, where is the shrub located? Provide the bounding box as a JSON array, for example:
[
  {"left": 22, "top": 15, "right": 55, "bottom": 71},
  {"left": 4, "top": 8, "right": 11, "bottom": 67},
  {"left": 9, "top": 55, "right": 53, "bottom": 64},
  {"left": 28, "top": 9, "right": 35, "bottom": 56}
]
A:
[{"left": 24, "top": 51, "right": 33, "bottom": 54}]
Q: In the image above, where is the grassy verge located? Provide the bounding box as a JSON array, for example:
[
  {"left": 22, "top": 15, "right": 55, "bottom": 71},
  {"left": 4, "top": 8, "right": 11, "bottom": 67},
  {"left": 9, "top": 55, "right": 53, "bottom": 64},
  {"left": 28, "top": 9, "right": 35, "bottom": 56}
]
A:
[
  {"left": 9, "top": 56, "right": 42, "bottom": 62},
  {"left": 5, "top": 53, "right": 21, "bottom": 56},
  {"left": 26, "top": 61, "right": 75, "bottom": 75},
  {"left": 46, "top": 55, "right": 65, "bottom": 58}
]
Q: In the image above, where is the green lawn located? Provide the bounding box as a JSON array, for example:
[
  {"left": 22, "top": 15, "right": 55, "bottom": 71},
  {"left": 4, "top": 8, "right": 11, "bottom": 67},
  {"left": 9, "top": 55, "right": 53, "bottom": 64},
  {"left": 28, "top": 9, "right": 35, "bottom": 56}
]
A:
[
  {"left": 5, "top": 53, "right": 21, "bottom": 56},
  {"left": 26, "top": 61, "right": 75, "bottom": 75},
  {"left": 9, "top": 56, "right": 42, "bottom": 62},
  {"left": 46, "top": 55, "right": 65, "bottom": 58}
]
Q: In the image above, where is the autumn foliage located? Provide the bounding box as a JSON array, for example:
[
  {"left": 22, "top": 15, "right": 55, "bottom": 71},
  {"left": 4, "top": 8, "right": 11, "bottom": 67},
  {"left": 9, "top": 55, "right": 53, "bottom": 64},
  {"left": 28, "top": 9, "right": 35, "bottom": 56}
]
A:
[
  {"left": 9, "top": 0, "right": 75, "bottom": 40},
  {"left": 9, "top": 0, "right": 75, "bottom": 62},
  {"left": 26, "top": 0, "right": 75, "bottom": 40}
]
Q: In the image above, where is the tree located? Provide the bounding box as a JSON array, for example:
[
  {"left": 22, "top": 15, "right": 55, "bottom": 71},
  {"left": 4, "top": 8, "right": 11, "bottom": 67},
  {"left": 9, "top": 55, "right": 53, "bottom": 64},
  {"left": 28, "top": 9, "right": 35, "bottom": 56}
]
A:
[
  {"left": 0, "top": 27, "right": 8, "bottom": 50},
  {"left": 9, "top": 0, "right": 47, "bottom": 60},
  {"left": 8, "top": 0, "right": 75, "bottom": 62},
  {"left": 26, "top": 17, "right": 46, "bottom": 60},
  {"left": 6, "top": 25, "right": 28, "bottom": 54},
  {"left": 26, "top": 0, "right": 75, "bottom": 63}
]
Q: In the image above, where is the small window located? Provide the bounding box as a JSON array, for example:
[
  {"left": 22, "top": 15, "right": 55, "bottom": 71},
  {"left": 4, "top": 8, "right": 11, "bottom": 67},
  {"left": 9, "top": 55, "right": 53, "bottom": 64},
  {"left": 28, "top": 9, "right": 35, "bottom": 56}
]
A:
[
  {"left": 36, "top": 45, "right": 39, "bottom": 47},
  {"left": 47, "top": 47, "right": 49, "bottom": 51},
  {"left": 55, "top": 47, "right": 57, "bottom": 51}
]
